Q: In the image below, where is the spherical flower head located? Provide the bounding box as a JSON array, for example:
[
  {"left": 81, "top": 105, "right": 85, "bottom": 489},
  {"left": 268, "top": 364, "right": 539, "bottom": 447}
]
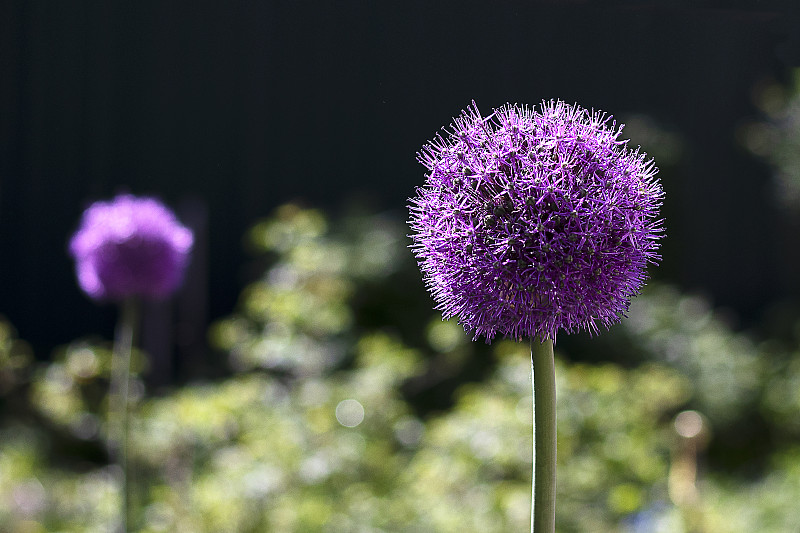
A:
[
  {"left": 69, "top": 194, "right": 194, "bottom": 302},
  {"left": 409, "top": 100, "right": 664, "bottom": 342}
]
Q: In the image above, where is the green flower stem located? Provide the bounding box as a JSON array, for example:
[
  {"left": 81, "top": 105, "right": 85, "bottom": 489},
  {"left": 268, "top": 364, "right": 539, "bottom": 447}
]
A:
[
  {"left": 110, "top": 298, "right": 138, "bottom": 533},
  {"left": 531, "top": 337, "right": 556, "bottom": 533}
]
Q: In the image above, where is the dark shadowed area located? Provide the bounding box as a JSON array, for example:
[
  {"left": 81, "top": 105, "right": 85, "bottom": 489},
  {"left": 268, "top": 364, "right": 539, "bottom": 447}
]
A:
[{"left": 1, "top": 0, "right": 798, "bottom": 363}]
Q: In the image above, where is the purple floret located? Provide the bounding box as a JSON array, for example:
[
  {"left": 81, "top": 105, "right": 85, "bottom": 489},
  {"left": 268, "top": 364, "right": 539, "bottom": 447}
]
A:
[
  {"left": 408, "top": 100, "right": 664, "bottom": 342},
  {"left": 69, "top": 194, "right": 194, "bottom": 301}
]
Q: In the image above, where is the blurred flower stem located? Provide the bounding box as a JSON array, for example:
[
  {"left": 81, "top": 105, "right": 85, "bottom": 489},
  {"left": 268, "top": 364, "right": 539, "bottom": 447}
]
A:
[
  {"left": 110, "top": 298, "right": 138, "bottom": 533},
  {"left": 531, "top": 337, "right": 556, "bottom": 533}
]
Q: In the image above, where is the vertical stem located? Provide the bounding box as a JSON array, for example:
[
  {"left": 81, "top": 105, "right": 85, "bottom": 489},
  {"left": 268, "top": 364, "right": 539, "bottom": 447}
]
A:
[
  {"left": 110, "top": 298, "right": 138, "bottom": 533},
  {"left": 531, "top": 337, "right": 556, "bottom": 533}
]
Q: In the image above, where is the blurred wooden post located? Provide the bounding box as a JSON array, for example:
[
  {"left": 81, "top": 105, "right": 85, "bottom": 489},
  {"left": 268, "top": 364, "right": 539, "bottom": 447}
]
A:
[
  {"left": 140, "top": 196, "right": 208, "bottom": 389},
  {"left": 669, "top": 410, "right": 710, "bottom": 533}
]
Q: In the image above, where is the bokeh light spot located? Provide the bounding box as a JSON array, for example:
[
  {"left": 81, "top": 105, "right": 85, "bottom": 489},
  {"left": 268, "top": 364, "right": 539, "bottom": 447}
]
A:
[
  {"left": 335, "top": 399, "right": 365, "bottom": 428},
  {"left": 674, "top": 410, "right": 704, "bottom": 439}
]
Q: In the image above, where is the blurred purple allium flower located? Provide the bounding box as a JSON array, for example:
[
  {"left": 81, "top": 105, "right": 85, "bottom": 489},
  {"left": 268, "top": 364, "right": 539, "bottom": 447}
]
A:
[
  {"left": 409, "top": 100, "right": 664, "bottom": 342},
  {"left": 69, "top": 194, "right": 194, "bottom": 301}
]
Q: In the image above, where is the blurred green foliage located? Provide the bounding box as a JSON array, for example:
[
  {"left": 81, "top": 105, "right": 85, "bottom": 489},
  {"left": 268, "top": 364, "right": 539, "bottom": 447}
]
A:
[
  {"left": 1, "top": 205, "right": 800, "bottom": 532},
  {"left": 742, "top": 69, "right": 800, "bottom": 211}
]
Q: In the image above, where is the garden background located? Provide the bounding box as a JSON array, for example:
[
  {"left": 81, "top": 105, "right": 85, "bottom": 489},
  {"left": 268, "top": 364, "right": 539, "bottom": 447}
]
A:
[{"left": 2, "top": 1, "right": 800, "bottom": 531}]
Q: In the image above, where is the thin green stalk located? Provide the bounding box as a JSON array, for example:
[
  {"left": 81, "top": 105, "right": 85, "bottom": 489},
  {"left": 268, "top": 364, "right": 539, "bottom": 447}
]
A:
[
  {"left": 531, "top": 337, "right": 556, "bottom": 533},
  {"left": 110, "top": 298, "right": 138, "bottom": 533}
]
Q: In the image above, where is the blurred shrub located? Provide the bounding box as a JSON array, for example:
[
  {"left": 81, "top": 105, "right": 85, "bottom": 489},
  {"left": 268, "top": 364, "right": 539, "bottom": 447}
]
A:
[
  {"left": 623, "top": 287, "right": 763, "bottom": 424},
  {"left": 0, "top": 205, "right": 800, "bottom": 532},
  {"left": 741, "top": 70, "right": 800, "bottom": 211},
  {"left": 0, "top": 318, "right": 33, "bottom": 400}
]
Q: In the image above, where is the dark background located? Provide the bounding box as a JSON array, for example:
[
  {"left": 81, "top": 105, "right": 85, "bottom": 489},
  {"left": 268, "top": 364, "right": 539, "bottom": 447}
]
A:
[{"left": 1, "top": 0, "right": 799, "bottom": 366}]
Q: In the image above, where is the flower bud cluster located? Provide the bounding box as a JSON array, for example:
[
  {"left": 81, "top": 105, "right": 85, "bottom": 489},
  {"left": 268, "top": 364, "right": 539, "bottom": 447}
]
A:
[
  {"left": 70, "top": 194, "right": 194, "bottom": 301},
  {"left": 409, "top": 100, "right": 664, "bottom": 342}
]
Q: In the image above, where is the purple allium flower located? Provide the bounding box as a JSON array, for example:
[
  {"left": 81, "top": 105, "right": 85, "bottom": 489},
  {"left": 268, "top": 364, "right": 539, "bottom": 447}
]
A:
[
  {"left": 69, "top": 194, "right": 194, "bottom": 301},
  {"left": 409, "top": 100, "right": 664, "bottom": 342}
]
